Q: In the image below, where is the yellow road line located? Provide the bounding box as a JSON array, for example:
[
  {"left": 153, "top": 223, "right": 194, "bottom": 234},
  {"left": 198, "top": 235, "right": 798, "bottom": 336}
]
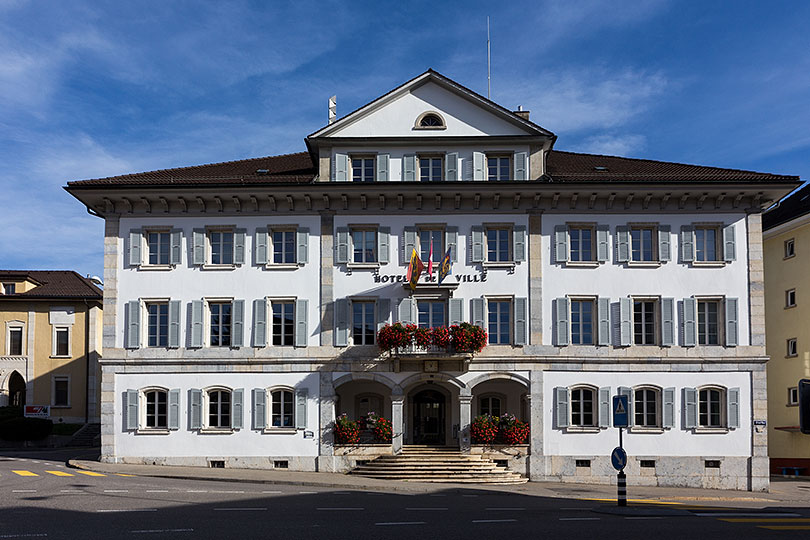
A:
[
  {"left": 74, "top": 471, "right": 105, "bottom": 477},
  {"left": 45, "top": 470, "right": 74, "bottom": 477},
  {"left": 116, "top": 474, "right": 135, "bottom": 477},
  {"left": 579, "top": 498, "right": 683, "bottom": 505},
  {"left": 721, "top": 518, "right": 810, "bottom": 523},
  {"left": 12, "top": 470, "right": 38, "bottom": 477},
  {"left": 758, "top": 526, "right": 810, "bottom": 530}
]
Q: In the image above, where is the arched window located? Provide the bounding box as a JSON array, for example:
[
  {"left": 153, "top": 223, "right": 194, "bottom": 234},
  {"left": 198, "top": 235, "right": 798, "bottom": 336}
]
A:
[
  {"left": 270, "top": 388, "right": 294, "bottom": 428},
  {"left": 699, "top": 386, "right": 725, "bottom": 428},
  {"left": 633, "top": 386, "right": 660, "bottom": 428},
  {"left": 570, "top": 386, "right": 596, "bottom": 427},
  {"left": 143, "top": 388, "right": 168, "bottom": 429},
  {"left": 356, "top": 393, "right": 383, "bottom": 418},
  {"left": 479, "top": 395, "right": 502, "bottom": 417},
  {"left": 207, "top": 388, "right": 231, "bottom": 429},
  {"left": 414, "top": 111, "right": 446, "bottom": 129}
]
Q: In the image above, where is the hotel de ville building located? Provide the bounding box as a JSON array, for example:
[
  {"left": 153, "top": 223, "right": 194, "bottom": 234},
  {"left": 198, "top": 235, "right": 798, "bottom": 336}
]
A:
[{"left": 66, "top": 71, "right": 799, "bottom": 491}]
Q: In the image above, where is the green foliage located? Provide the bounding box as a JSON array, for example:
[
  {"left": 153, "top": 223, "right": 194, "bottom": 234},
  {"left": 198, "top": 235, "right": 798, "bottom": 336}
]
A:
[{"left": 0, "top": 417, "right": 53, "bottom": 441}]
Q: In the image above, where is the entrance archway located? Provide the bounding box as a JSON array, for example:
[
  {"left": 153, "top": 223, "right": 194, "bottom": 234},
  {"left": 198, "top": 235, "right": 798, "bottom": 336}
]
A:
[
  {"left": 8, "top": 371, "right": 25, "bottom": 408},
  {"left": 411, "top": 389, "right": 446, "bottom": 445}
]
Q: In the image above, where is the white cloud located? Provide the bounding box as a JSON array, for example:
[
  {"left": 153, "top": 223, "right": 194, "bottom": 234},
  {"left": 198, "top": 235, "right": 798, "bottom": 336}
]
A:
[{"left": 568, "top": 134, "right": 648, "bottom": 156}]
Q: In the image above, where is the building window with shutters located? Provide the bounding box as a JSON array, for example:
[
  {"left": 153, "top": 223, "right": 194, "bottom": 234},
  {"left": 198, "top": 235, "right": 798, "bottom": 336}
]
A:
[
  {"left": 569, "top": 226, "right": 595, "bottom": 262},
  {"left": 553, "top": 223, "right": 608, "bottom": 266},
  {"left": 272, "top": 301, "right": 296, "bottom": 346},
  {"left": 209, "top": 302, "right": 232, "bottom": 347},
  {"left": 352, "top": 301, "right": 375, "bottom": 345},
  {"left": 630, "top": 225, "right": 657, "bottom": 262},
  {"left": 570, "top": 386, "right": 597, "bottom": 427},
  {"left": 418, "top": 227, "right": 445, "bottom": 264},
  {"left": 697, "top": 299, "right": 721, "bottom": 345},
  {"left": 190, "top": 227, "right": 246, "bottom": 268},
  {"left": 479, "top": 395, "right": 502, "bottom": 417},
  {"left": 352, "top": 228, "right": 378, "bottom": 264},
  {"left": 570, "top": 299, "right": 595, "bottom": 345},
  {"left": 485, "top": 226, "right": 512, "bottom": 263},
  {"left": 209, "top": 230, "right": 234, "bottom": 265},
  {"left": 417, "top": 300, "right": 446, "bottom": 329},
  {"left": 698, "top": 387, "right": 725, "bottom": 428},
  {"left": 146, "top": 230, "right": 171, "bottom": 265},
  {"left": 680, "top": 223, "right": 735, "bottom": 266},
  {"left": 418, "top": 155, "right": 443, "bottom": 182},
  {"left": 52, "top": 375, "right": 70, "bottom": 407},
  {"left": 633, "top": 298, "right": 658, "bottom": 345},
  {"left": 694, "top": 225, "right": 721, "bottom": 262},
  {"left": 487, "top": 300, "right": 511, "bottom": 345},
  {"left": 146, "top": 302, "right": 169, "bottom": 347},
  {"left": 351, "top": 156, "right": 375, "bottom": 182},
  {"left": 486, "top": 155, "right": 511, "bottom": 181},
  {"left": 634, "top": 387, "right": 661, "bottom": 428},
  {"left": 143, "top": 388, "right": 168, "bottom": 429},
  {"left": 206, "top": 388, "right": 232, "bottom": 429},
  {"left": 271, "top": 228, "right": 296, "bottom": 264},
  {"left": 270, "top": 388, "right": 295, "bottom": 428}
]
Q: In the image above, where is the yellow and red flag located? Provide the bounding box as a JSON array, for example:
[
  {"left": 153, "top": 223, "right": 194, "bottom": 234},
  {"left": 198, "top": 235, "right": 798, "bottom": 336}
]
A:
[
  {"left": 406, "top": 248, "right": 424, "bottom": 290},
  {"left": 438, "top": 247, "right": 452, "bottom": 284}
]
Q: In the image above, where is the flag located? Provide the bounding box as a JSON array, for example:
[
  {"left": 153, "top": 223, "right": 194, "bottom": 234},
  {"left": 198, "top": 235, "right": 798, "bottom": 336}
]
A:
[
  {"left": 406, "top": 249, "right": 425, "bottom": 290},
  {"left": 427, "top": 238, "right": 434, "bottom": 276},
  {"left": 438, "top": 247, "right": 452, "bottom": 284}
]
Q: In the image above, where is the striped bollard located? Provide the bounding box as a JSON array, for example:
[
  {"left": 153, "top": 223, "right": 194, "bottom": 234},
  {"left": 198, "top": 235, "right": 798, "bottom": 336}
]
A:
[{"left": 617, "top": 470, "right": 627, "bottom": 507}]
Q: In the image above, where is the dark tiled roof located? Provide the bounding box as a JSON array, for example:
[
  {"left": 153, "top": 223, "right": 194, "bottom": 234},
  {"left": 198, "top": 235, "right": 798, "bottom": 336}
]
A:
[
  {"left": 763, "top": 182, "right": 810, "bottom": 231},
  {"left": 546, "top": 150, "right": 798, "bottom": 183},
  {"left": 0, "top": 270, "right": 102, "bottom": 299},
  {"left": 67, "top": 152, "right": 316, "bottom": 187}
]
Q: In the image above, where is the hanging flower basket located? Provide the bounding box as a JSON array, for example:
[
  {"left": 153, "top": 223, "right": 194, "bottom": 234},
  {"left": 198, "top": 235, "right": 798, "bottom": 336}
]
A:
[{"left": 449, "top": 323, "right": 488, "bottom": 354}]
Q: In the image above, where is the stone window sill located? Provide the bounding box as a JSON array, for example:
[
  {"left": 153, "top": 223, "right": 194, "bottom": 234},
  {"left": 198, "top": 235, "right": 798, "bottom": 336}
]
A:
[
  {"left": 692, "top": 261, "right": 727, "bottom": 268},
  {"left": 347, "top": 262, "right": 381, "bottom": 269},
  {"left": 136, "top": 429, "right": 170, "bottom": 435},
  {"left": 202, "top": 264, "right": 237, "bottom": 271},
  {"left": 629, "top": 427, "right": 665, "bottom": 434},
  {"left": 483, "top": 261, "right": 515, "bottom": 270},
  {"left": 627, "top": 261, "right": 662, "bottom": 268},
  {"left": 694, "top": 427, "right": 729, "bottom": 434},
  {"left": 264, "top": 263, "right": 300, "bottom": 270},
  {"left": 565, "top": 261, "right": 600, "bottom": 268},
  {"left": 262, "top": 428, "right": 298, "bottom": 435},
  {"left": 138, "top": 265, "right": 174, "bottom": 271},
  {"left": 565, "top": 426, "right": 601, "bottom": 433},
  {"left": 200, "top": 428, "right": 235, "bottom": 435},
  {"left": 50, "top": 355, "right": 71, "bottom": 359}
]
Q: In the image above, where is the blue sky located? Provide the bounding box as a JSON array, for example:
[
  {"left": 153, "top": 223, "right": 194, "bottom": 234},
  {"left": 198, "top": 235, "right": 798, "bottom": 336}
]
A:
[{"left": 1, "top": 0, "right": 808, "bottom": 279}]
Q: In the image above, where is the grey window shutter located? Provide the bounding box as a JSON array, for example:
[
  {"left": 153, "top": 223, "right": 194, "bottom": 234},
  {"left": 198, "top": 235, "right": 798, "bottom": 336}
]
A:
[
  {"left": 190, "top": 300, "right": 204, "bottom": 348},
  {"left": 555, "top": 297, "right": 570, "bottom": 346},
  {"left": 296, "top": 227, "right": 309, "bottom": 265},
  {"left": 471, "top": 298, "right": 485, "bottom": 329},
  {"left": 168, "top": 389, "right": 180, "bottom": 430},
  {"left": 554, "top": 225, "right": 568, "bottom": 263},
  {"left": 449, "top": 298, "right": 464, "bottom": 326},
  {"left": 129, "top": 230, "right": 142, "bottom": 267},
  {"left": 445, "top": 152, "right": 458, "bottom": 181},
  {"left": 514, "top": 297, "right": 527, "bottom": 346},
  {"left": 170, "top": 230, "right": 182, "bottom": 265},
  {"left": 727, "top": 387, "right": 740, "bottom": 429},
  {"left": 335, "top": 227, "right": 350, "bottom": 264},
  {"left": 658, "top": 225, "right": 671, "bottom": 262},
  {"left": 252, "top": 299, "right": 267, "bottom": 347},
  {"left": 295, "top": 389, "right": 308, "bottom": 429},
  {"left": 401, "top": 227, "right": 417, "bottom": 265},
  {"left": 376, "top": 153, "right": 389, "bottom": 182},
  {"left": 618, "top": 386, "right": 633, "bottom": 427},
  {"left": 168, "top": 300, "right": 181, "bottom": 348},
  {"left": 397, "top": 297, "right": 414, "bottom": 324},
  {"left": 599, "top": 387, "right": 611, "bottom": 428},
  {"left": 683, "top": 387, "right": 697, "bottom": 429},
  {"left": 125, "top": 389, "right": 138, "bottom": 430},
  {"left": 616, "top": 226, "right": 630, "bottom": 263},
  {"left": 661, "top": 297, "right": 675, "bottom": 347},
  {"left": 232, "top": 389, "right": 243, "bottom": 429},
  {"left": 231, "top": 299, "right": 244, "bottom": 348},
  {"left": 513, "top": 151, "right": 528, "bottom": 180},
  {"left": 472, "top": 151, "right": 485, "bottom": 181},
  {"left": 252, "top": 388, "right": 266, "bottom": 430},
  {"left": 378, "top": 227, "right": 390, "bottom": 264},
  {"left": 471, "top": 226, "right": 485, "bottom": 263},
  {"left": 597, "top": 297, "right": 611, "bottom": 346},
  {"left": 233, "top": 229, "right": 246, "bottom": 265},
  {"left": 189, "top": 389, "right": 202, "bottom": 430},
  {"left": 723, "top": 224, "right": 736, "bottom": 262},
  {"left": 619, "top": 298, "right": 632, "bottom": 347},
  {"left": 683, "top": 297, "right": 697, "bottom": 347},
  {"left": 680, "top": 226, "right": 694, "bottom": 263},
  {"left": 335, "top": 153, "right": 349, "bottom": 181},
  {"left": 295, "top": 299, "right": 308, "bottom": 348},
  {"left": 402, "top": 154, "right": 416, "bottom": 181},
  {"left": 513, "top": 226, "right": 526, "bottom": 262},
  {"left": 192, "top": 229, "right": 206, "bottom": 265},
  {"left": 725, "top": 297, "right": 738, "bottom": 347},
  {"left": 596, "top": 225, "right": 610, "bottom": 262},
  {"left": 446, "top": 227, "right": 458, "bottom": 263},
  {"left": 334, "top": 298, "right": 349, "bottom": 347},
  {"left": 376, "top": 298, "right": 391, "bottom": 332},
  {"left": 555, "top": 387, "right": 569, "bottom": 428},
  {"left": 254, "top": 228, "right": 268, "bottom": 265},
  {"left": 127, "top": 300, "right": 141, "bottom": 349},
  {"left": 663, "top": 387, "right": 675, "bottom": 429}
]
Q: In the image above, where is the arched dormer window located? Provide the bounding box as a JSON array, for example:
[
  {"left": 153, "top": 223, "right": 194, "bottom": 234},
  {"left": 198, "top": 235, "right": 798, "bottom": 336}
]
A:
[{"left": 414, "top": 111, "right": 446, "bottom": 130}]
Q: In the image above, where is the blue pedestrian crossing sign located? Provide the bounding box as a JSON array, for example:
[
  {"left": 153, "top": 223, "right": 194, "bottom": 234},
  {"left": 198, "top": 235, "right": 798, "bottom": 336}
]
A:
[
  {"left": 611, "top": 446, "right": 628, "bottom": 471},
  {"left": 613, "top": 395, "right": 629, "bottom": 428}
]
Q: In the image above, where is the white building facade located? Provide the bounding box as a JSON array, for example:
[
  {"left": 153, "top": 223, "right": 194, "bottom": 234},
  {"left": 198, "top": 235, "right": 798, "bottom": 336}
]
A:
[{"left": 67, "top": 70, "right": 799, "bottom": 490}]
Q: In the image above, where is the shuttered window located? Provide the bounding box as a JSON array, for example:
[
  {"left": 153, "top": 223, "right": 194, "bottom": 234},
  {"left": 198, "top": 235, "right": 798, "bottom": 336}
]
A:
[
  {"left": 570, "top": 387, "right": 596, "bottom": 427},
  {"left": 698, "top": 388, "right": 723, "bottom": 428},
  {"left": 272, "top": 230, "right": 296, "bottom": 264},
  {"left": 272, "top": 301, "right": 295, "bottom": 346},
  {"left": 569, "top": 227, "right": 594, "bottom": 262},
  {"left": 352, "top": 301, "right": 375, "bottom": 345},
  {"left": 270, "top": 389, "right": 295, "bottom": 428},
  {"left": 207, "top": 389, "right": 231, "bottom": 429},
  {"left": 697, "top": 300, "right": 720, "bottom": 345},
  {"left": 209, "top": 302, "right": 232, "bottom": 347},
  {"left": 146, "top": 302, "right": 169, "bottom": 347},
  {"left": 633, "top": 299, "right": 657, "bottom": 345},
  {"left": 630, "top": 227, "right": 656, "bottom": 262},
  {"left": 634, "top": 388, "right": 660, "bottom": 428},
  {"left": 145, "top": 389, "right": 168, "bottom": 429},
  {"left": 487, "top": 300, "right": 511, "bottom": 345},
  {"left": 352, "top": 229, "right": 377, "bottom": 263},
  {"left": 147, "top": 231, "right": 171, "bottom": 265},
  {"left": 419, "top": 156, "right": 443, "bottom": 182},
  {"left": 486, "top": 155, "right": 511, "bottom": 181},
  {"left": 210, "top": 231, "right": 234, "bottom": 265},
  {"left": 570, "top": 299, "right": 594, "bottom": 345},
  {"left": 351, "top": 157, "right": 375, "bottom": 182},
  {"left": 695, "top": 226, "right": 720, "bottom": 262}
]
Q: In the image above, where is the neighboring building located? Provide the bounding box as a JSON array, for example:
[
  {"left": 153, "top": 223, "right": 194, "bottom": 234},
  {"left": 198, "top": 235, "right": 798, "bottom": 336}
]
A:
[
  {"left": 0, "top": 270, "right": 103, "bottom": 424},
  {"left": 763, "top": 183, "right": 810, "bottom": 473},
  {"left": 65, "top": 70, "right": 798, "bottom": 490}
]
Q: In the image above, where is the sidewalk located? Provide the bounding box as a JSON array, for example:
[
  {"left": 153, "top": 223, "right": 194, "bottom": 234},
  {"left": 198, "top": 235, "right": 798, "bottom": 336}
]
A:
[{"left": 66, "top": 458, "right": 810, "bottom": 508}]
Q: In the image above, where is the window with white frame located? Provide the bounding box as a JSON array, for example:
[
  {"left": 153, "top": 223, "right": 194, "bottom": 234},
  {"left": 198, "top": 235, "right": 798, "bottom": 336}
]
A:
[
  {"left": 569, "top": 226, "right": 595, "bottom": 262},
  {"left": 634, "top": 387, "right": 660, "bottom": 428},
  {"left": 486, "top": 155, "right": 511, "bottom": 181},
  {"left": 147, "top": 230, "right": 171, "bottom": 265},
  {"left": 272, "top": 301, "right": 295, "bottom": 346},
  {"left": 417, "top": 300, "right": 446, "bottom": 329},
  {"left": 271, "top": 228, "right": 296, "bottom": 264},
  {"left": 787, "top": 337, "right": 798, "bottom": 357},
  {"left": 209, "top": 230, "right": 234, "bottom": 265},
  {"left": 418, "top": 155, "right": 443, "bottom": 182},
  {"left": 352, "top": 228, "right": 378, "bottom": 263},
  {"left": 7, "top": 324, "right": 23, "bottom": 356},
  {"left": 53, "top": 326, "right": 70, "bottom": 357},
  {"left": 270, "top": 388, "right": 294, "bottom": 428},
  {"left": 698, "top": 387, "right": 725, "bottom": 428},
  {"left": 785, "top": 238, "right": 795, "bottom": 258},
  {"left": 570, "top": 387, "right": 596, "bottom": 427},
  {"left": 487, "top": 300, "right": 511, "bottom": 345},
  {"left": 786, "top": 289, "right": 796, "bottom": 308},
  {"left": 630, "top": 226, "right": 657, "bottom": 262},
  {"left": 352, "top": 301, "right": 375, "bottom": 345},
  {"left": 694, "top": 225, "right": 721, "bottom": 262},
  {"left": 3, "top": 282, "right": 16, "bottom": 294},
  {"left": 351, "top": 156, "right": 375, "bottom": 182},
  {"left": 207, "top": 388, "right": 231, "bottom": 429},
  {"left": 788, "top": 387, "right": 799, "bottom": 406},
  {"left": 146, "top": 302, "right": 169, "bottom": 347},
  {"left": 479, "top": 395, "right": 502, "bottom": 417},
  {"left": 697, "top": 300, "right": 721, "bottom": 345},
  {"left": 416, "top": 112, "right": 445, "bottom": 128},
  {"left": 52, "top": 375, "right": 69, "bottom": 407},
  {"left": 486, "top": 227, "right": 512, "bottom": 263},
  {"left": 143, "top": 388, "right": 168, "bottom": 429},
  {"left": 209, "top": 302, "right": 232, "bottom": 347},
  {"left": 418, "top": 227, "right": 444, "bottom": 264},
  {"left": 570, "top": 299, "right": 595, "bottom": 345},
  {"left": 633, "top": 298, "right": 658, "bottom": 345}
]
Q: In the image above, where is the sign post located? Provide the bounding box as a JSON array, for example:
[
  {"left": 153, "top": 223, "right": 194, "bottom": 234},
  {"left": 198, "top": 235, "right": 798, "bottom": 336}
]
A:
[{"left": 612, "top": 395, "right": 629, "bottom": 507}]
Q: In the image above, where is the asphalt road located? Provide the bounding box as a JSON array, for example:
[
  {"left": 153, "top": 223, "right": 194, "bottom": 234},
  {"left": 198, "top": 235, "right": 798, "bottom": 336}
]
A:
[{"left": 1, "top": 449, "right": 808, "bottom": 539}]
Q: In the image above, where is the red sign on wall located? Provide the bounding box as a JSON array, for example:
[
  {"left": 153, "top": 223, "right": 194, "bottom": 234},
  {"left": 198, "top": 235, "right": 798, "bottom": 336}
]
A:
[{"left": 24, "top": 405, "right": 50, "bottom": 418}]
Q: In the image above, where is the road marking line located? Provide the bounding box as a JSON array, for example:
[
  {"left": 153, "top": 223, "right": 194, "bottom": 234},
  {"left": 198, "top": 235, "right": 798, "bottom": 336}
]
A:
[
  {"left": 695, "top": 512, "right": 802, "bottom": 517},
  {"left": 145, "top": 490, "right": 169, "bottom": 493},
  {"left": 486, "top": 507, "right": 525, "bottom": 511},
  {"left": 406, "top": 507, "right": 448, "bottom": 511},
  {"left": 60, "top": 490, "right": 85, "bottom": 494},
  {"left": 116, "top": 474, "right": 135, "bottom": 477},
  {"left": 187, "top": 490, "right": 208, "bottom": 493},
  {"left": 30, "top": 461, "right": 40, "bottom": 464},
  {"left": 758, "top": 525, "right": 810, "bottom": 530},
  {"left": 262, "top": 490, "right": 282, "bottom": 494},
  {"left": 299, "top": 491, "right": 317, "bottom": 494},
  {"left": 316, "top": 508, "right": 364, "bottom": 511},
  {"left": 559, "top": 517, "right": 600, "bottom": 521},
  {"left": 131, "top": 529, "right": 193, "bottom": 534},
  {"left": 104, "top": 490, "right": 129, "bottom": 493},
  {"left": 75, "top": 471, "right": 105, "bottom": 477},
  {"left": 211, "top": 490, "right": 244, "bottom": 494},
  {"left": 626, "top": 517, "right": 663, "bottom": 520},
  {"left": 45, "top": 471, "right": 73, "bottom": 477},
  {"left": 375, "top": 522, "right": 425, "bottom": 526},
  {"left": 12, "top": 471, "right": 38, "bottom": 477},
  {"left": 96, "top": 509, "right": 157, "bottom": 513},
  {"left": 473, "top": 519, "right": 518, "bottom": 523},
  {"left": 0, "top": 534, "right": 48, "bottom": 538},
  {"left": 721, "top": 518, "right": 810, "bottom": 523},
  {"left": 12, "top": 490, "right": 37, "bottom": 493},
  {"left": 213, "top": 508, "right": 267, "bottom": 511}
]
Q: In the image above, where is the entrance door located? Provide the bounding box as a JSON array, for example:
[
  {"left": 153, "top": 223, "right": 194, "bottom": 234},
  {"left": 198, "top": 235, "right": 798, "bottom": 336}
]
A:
[
  {"left": 8, "top": 371, "right": 25, "bottom": 408},
  {"left": 412, "top": 390, "right": 446, "bottom": 445}
]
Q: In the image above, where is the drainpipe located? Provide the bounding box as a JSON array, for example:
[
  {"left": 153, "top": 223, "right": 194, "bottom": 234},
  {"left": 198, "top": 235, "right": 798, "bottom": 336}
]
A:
[{"left": 83, "top": 299, "right": 90, "bottom": 424}]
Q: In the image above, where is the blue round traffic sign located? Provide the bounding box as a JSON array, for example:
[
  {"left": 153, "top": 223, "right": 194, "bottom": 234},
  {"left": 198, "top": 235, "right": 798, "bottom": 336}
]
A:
[{"left": 611, "top": 446, "right": 627, "bottom": 471}]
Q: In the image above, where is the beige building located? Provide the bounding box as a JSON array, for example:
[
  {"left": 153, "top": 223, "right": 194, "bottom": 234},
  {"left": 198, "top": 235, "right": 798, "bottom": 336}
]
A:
[
  {"left": 0, "top": 271, "right": 102, "bottom": 425},
  {"left": 764, "top": 183, "right": 810, "bottom": 474}
]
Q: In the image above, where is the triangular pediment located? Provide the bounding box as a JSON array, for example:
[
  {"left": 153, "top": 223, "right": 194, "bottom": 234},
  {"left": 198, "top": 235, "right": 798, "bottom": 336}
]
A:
[{"left": 309, "top": 70, "right": 552, "bottom": 139}]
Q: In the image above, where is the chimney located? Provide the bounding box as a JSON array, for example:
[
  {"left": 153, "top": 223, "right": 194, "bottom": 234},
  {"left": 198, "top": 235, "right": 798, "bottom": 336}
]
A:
[
  {"left": 328, "top": 95, "right": 337, "bottom": 124},
  {"left": 514, "top": 105, "right": 530, "bottom": 121}
]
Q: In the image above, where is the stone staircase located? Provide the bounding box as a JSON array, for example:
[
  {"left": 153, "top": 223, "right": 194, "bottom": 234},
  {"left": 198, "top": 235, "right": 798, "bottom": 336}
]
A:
[
  {"left": 67, "top": 423, "right": 101, "bottom": 447},
  {"left": 349, "top": 445, "right": 527, "bottom": 484}
]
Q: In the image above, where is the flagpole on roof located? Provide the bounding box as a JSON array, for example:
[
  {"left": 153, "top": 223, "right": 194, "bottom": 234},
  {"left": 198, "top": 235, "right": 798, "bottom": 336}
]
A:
[{"left": 487, "top": 16, "right": 491, "bottom": 100}]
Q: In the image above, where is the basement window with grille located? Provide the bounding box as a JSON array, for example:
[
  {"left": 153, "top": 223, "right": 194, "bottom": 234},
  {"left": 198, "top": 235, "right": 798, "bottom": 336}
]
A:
[
  {"left": 640, "top": 460, "right": 656, "bottom": 468},
  {"left": 209, "top": 460, "right": 225, "bottom": 468},
  {"left": 273, "top": 460, "right": 289, "bottom": 469},
  {"left": 575, "top": 459, "right": 591, "bottom": 468},
  {"left": 704, "top": 460, "right": 721, "bottom": 469}
]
